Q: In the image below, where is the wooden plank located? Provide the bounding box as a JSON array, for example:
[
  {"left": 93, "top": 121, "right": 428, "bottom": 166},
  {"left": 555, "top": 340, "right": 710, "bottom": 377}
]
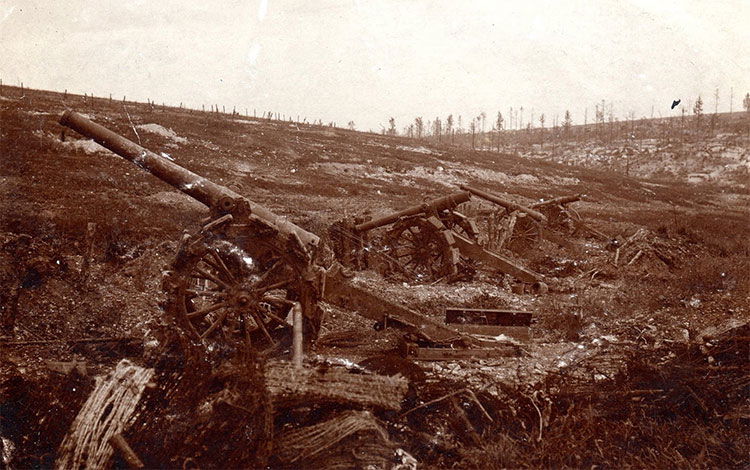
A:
[
  {"left": 444, "top": 307, "right": 532, "bottom": 326},
  {"left": 448, "top": 324, "right": 530, "bottom": 340},
  {"left": 452, "top": 233, "right": 544, "bottom": 284}
]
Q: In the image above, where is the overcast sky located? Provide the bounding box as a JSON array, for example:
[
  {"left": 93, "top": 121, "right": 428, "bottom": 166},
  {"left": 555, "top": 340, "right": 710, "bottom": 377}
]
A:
[{"left": 1, "top": 0, "right": 748, "bottom": 131}]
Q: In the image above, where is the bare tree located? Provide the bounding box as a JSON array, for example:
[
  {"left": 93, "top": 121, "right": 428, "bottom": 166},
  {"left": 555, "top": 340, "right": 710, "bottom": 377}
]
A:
[
  {"left": 693, "top": 95, "right": 703, "bottom": 133},
  {"left": 563, "top": 110, "right": 572, "bottom": 136},
  {"left": 388, "top": 117, "right": 396, "bottom": 136},
  {"left": 539, "top": 113, "right": 545, "bottom": 148},
  {"left": 469, "top": 119, "right": 476, "bottom": 149},
  {"left": 596, "top": 100, "right": 605, "bottom": 141},
  {"left": 415, "top": 117, "right": 424, "bottom": 139},
  {"left": 509, "top": 107, "right": 513, "bottom": 130},
  {"left": 495, "top": 111, "right": 504, "bottom": 151},
  {"left": 744, "top": 92, "right": 750, "bottom": 113},
  {"left": 714, "top": 87, "right": 719, "bottom": 114},
  {"left": 348, "top": 121, "right": 356, "bottom": 131}
]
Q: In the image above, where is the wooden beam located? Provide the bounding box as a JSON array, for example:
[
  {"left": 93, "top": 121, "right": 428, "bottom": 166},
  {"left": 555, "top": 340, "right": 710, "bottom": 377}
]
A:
[
  {"left": 444, "top": 307, "right": 532, "bottom": 326},
  {"left": 447, "top": 324, "right": 530, "bottom": 340}
]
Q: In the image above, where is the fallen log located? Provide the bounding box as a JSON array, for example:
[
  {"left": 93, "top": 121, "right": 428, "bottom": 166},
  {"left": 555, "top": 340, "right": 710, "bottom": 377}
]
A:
[
  {"left": 265, "top": 361, "right": 408, "bottom": 411},
  {"left": 274, "top": 410, "right": 393, "bottom": 466},
  {"left": 57, "top": 360, "right": 154, "bottom": 470}
]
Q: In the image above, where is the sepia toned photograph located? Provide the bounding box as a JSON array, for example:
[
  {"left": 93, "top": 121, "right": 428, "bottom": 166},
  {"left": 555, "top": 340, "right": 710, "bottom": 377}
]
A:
[{"left": 1, "top": 1, "right": 748, "bottom": 468}]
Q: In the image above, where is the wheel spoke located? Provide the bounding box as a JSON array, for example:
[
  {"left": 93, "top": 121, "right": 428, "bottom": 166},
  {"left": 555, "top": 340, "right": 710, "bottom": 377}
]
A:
[
  {"left": 200, "top": 307, "right": 232, "bottom": 339},
  {"left": 200, "top": 257, "right": 227, "bottom": 281},
  {"left": 257, "top": 278, "right": 292, "bottom": 293},
  {"left": 249, "top": 310, "right": 275, "bottom": 344},
  {"left": 258, "top": 306, "right": 289, "bottom": 325},
  {"left": 187, "top": 301, "right": 227, "bottom": 320},
  {"left": 260, "top": 296, "right": 294, "bottom": 322},
  {"left": 207, "top": 250, "right": 236, "bottom": 282},
  {"left": 254, "top": 259, "right": 285, "bottom": 288},
  {"left": 185, "top": 289, "right": 226, "bottom": 298},
  {"left": 193, "top": 267, "right": 230, "bottom": 289},
  {"left": 262, "top": 295, "right": 295, "bottom": 307}
]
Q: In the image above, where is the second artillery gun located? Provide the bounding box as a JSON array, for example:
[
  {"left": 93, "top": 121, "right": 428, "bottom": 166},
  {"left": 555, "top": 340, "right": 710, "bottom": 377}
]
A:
[
  {"left": 59, "top": 110, "right": 495, "bottom": 354},
  {"left": 329, "top": 190, "right": 548, "bottom": 292},
  {"left": 459, "top": 185, "right": 583, "bottom": 253}
]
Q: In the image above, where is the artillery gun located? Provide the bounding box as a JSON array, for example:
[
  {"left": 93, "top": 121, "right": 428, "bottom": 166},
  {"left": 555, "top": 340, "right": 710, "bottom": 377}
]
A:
[
  {"left": 329, "top": 191, "right": 547, "bottom": 291},
  {"left": 459, "top": 185, "right": 582, "bottom": 253},
  {"left": 329, "top": 191, "right": 475, "bottom": 280},
  {"left": 59, "top": 110, "right": 481, "bottom": 354},
  {"left": 459, "top": 184, "right": 547, "bottom": 253},
  {"left": 530, "top": 194, "right": 583, "bottom": 233}
]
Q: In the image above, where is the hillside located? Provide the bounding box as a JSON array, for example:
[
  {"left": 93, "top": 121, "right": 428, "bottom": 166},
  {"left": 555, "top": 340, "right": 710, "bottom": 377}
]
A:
[{"left": 1, "top": 86, "right": 749, "bottom": 468}]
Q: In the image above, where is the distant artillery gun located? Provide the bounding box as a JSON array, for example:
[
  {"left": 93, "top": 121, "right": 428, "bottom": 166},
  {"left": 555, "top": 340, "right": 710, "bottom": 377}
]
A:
[
  {"left": 459, "top": 185, "right": 547, "bottom": 253},
  {"left": 59, "top": 110, "right": 489, "bottom": 355},
  {"left": 530, "top": 193, "right": 583, "bottom": 233},
  {"left": 459, "top": 185, "right": 583, "bottom": 252},
  {"left": 330, "top": 192, "right": 546, "bottom": 291},
  {"left": 330, "top": 192, "right": 472, "bottom": 280}
]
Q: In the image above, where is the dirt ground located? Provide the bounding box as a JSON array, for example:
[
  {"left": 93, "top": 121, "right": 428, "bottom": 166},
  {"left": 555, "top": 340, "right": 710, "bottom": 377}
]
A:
[{"left": 1, "top": 87, "right": 748, "bottom": 468}]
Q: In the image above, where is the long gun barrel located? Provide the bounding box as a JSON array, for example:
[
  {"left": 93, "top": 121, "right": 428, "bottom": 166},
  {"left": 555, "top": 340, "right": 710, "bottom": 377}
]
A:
[
  {"left": 354, "top": 191, "right": 471, "bottom": 232},
  {"left": 59, "top": 110, "right": 319, "bottom": 250},
  {"left": 530, "top": 194, "right": 582, "bottom": 209},
  {"left": 458, "top": 185, "right": 547, "bottom": 223}
]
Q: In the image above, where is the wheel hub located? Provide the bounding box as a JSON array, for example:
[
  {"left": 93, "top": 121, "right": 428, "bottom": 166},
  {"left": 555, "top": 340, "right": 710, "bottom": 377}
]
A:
[{"left": 230, "top": 289, "right": 257, "bottom": 310}]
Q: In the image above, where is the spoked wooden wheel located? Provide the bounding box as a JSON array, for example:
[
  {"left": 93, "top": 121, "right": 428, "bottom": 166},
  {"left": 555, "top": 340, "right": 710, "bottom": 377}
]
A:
[
  {"left": 171, "top": 239, "right": 301, "bottom": 349},
  {"left": 544, "top": 204, "right": 582, "bottom": 235},
  {"left": 505, "top": 212, "right": 541, "bottom": 253},
  {"left": 385, "top": 216, "right": 459, "bottom": 282}
]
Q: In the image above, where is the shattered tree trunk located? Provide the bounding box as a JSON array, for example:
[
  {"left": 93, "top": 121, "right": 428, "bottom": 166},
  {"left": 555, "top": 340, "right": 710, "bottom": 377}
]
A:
[
  {"left": 56, "top": 360, "right": 154, "bottom": 470},
  {"left": 265, "top": 361, "right": 409, "bottom": 411}
]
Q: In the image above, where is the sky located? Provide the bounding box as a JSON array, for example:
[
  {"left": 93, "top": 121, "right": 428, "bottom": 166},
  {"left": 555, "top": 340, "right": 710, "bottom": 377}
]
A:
[{"left": 1, "top": 0, "right": 748, "bottom": 132}]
